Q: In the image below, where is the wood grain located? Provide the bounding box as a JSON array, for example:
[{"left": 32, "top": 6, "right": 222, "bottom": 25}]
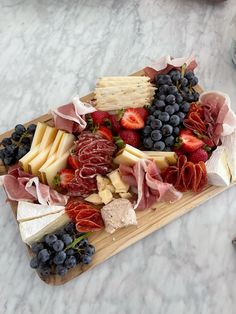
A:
[{"left": 0, "top": 69, "right": 234, "bottom": 286}]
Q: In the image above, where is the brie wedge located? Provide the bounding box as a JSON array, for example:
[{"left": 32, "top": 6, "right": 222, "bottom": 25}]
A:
[
  {"left": 17, "top": 201, "right": 65, "bottom": 222},
  {"left": 221, "top": 130, "right": 236, "bottom": 181},
  {"left": 19, "top": 210, "right": 70, "bottom": 245},
  {"left": 206, "top": 146, "right": 231, "bottom": 186}
]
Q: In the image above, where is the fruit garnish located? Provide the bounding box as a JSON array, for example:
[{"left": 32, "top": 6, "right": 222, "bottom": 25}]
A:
[
  {"left": 120, "top": 108, "right": 145, "bottom": 130},
  {"left": 96, "top": 126, "right": 113, "bottom": 141},
  {"left": 188, "top": 148, "right": 209, "bottom": 164},
  {"left": 118, "top": 129, "right": 141, "bottom": 148},
  {"left": 90, "top": 111, "right": 110, "bottom": 125},
  {"left": 58, "top": 169, "right": 75, "bottom": 188},
  {"left": 133, "top": 107, "right": 149, "bottom": 120},
  {"left": 178, "top": 130, "right": 204, "bottom": 153},
  {"left": 68, "top": 154, "right": 80, "bottom": 170}
]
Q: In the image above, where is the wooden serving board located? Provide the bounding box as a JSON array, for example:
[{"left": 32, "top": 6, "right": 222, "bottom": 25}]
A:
[{"left": 1, "top": 69, "right": 235, "bottom": 286}]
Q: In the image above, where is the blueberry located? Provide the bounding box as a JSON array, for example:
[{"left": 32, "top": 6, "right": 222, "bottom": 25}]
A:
[
  {"left": 143, "top": 125, "right": 152, "bottom": 136},
  {"left": 85, "top": 245, "right": 95, "bottom": 256},
  {"left": 81, "top": 255, "right": 92, "bottom": 265},
  {"left": 176, "top": 112, "right": 186, "bottom": 122},
  {"left": 52, "top": 240, "right": 64, "bottom": 252},
  {"left": 158, "top": 84, "right": 169, "bottom": 94},
  {"left": 61, "top": 234, "right": 73, "bottom": 246},
  {"left": 189, "top": 76, "right": 198, "bottom": 86},
  {"left": 44, "top": 234, "right": 58, "bottom": 247},
  {"left": 78, "top": 238, "right": 89, "bottom": 247},
  {"left": 154, "top": 99, "right": 165, "bottom": 109},
  {"left": 180, "top": 78, "right": 188, "bottom": 87},
  {"left": 184, "top": 71, "right": 194, "bottom": 80},
  {"left": 143, "top": 137, "right": 153, "bottom": 149},
  {"left": 193, "top": 91, "right": 200, "bottom": 102},
  {"left": 173, "top": 103, "right": 180, "bottom": 112},
  {"left": 15, "top": 124, "right": 26, "bottom": 135},
  {"left": 27, "top": 124, "right": 36, "bottom": 134},
  {"left": 56, "top": 265, "right": 68, "bottom": 276},
  {"left": 5, "top": 144, "right": 18, "bottom": 156},
  {"left": 165, "top": 146, "right": 172, "bottom": 152},
  {"left": 153, "top": 110, "right": 161, "bottom": 118},
  {"left": 169, "top": 115, "right": 180, "bottom": 126},
  {"left": 182, "top": 86, "right": 189, "bottom": 93},
  {"left": 64, "top": 222, "right": 76, "bottom": 235},
  {"left": 149, "top": 106, "right": 156, "bottom": 115},
  {"left": 53, "top": 251, "right": 67, "bottom": 265},
  {"left": 165, "top": 95, "right": 176, "bottom": 105},
  {"left": 175, "top": 93, "right": 183, "bottom": 104},
  {"left": 31, "top": 242, "right": 44, "bottom": 254},
  {"left": 3, "top": 156, "right": 15, "bottom": 165},
  {"left": 30, "top": 256, "right": 39, "bottom": 269},
  {"left": 153, "top": 141, "right": 165, "bottom": 151},
  {"left": 181, "top": 102, "right": 191, "bottom": 113},
  {"left": 39, "top": 266, "right": 51, "bottom": 277},
  {"left": 16, "top": 146, "right": 28, "bottom": 160},
  {"left": 65, "top": 256, "right": 77, "bottom": 269},
  {"left": 157, "top": 94, "right": 166, "bottom": 101},
  {"left": 165, "top": 105, "right": 175, "bottom": 115},
  {"left": 168, "top": 86, "right": 178, "bottom": 95},
  {"left": 173, "top": 127, "right": 180, "bottom": 136},
  {"left": 170, "top": 70, "right": 181, "bottom": 82},
  {"left": 150, "top": 119, "right": 162, "bottom": 130},
  {"left": 66, "top": 249, "right": 75, "bottom": 256},
  {"left": 159, "top": 112, "right": 170, "bottom": 122},
  {"left": 21, "top": 136, "right": 31, "bottom": 145},
  {"left": 165, "top": 136, "right": 175, "bottom": 147},
  {"left": 0, "top": 149, "right": 5, "bottom": 160},
  {"left": 151, "top": 130, "right": 162, "bottom": 141},
  {"left": 146, "top": 115, "right": 155, "bottom": 125},
  {"left": 11, "top": 132, "right": 21, "bottom": 141},
  {"left": 162, "top": 124, "right": 173, "bottom": 137},
  {"left": 38, "top": 249, "right": 50, "bottom": 263},
  {"left": 1, "top": 137, "right": 12, "bottom": 147}
]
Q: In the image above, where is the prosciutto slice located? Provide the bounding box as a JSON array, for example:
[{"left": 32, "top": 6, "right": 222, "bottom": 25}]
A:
[
  {"left": 119, "top": 160, "right": 182, "bottom": 210},
  {"left": 144, "top": 55, "right": 197, "bottom": 82},
  {"left": 1, "top": 168, "right": 68, "bottom": 206},
  {"left": 52, "top": 95, "right": 96, "bottom": 134}
]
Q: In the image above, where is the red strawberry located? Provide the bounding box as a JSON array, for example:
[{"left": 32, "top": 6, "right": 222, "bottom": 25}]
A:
[
  {"left": 118, "top": 129, "right": 141, "bottom": 148},
  {"left": 108, "top": 114, "right": 122, "bottom": 134},
  {"left": 179, "top": 130, "right": 204, "bottom": 153},
  {"left": 59, "top": 169, "right": 74, "bottom": 188},
  {"left": 68, "top": 154, "right": 80, "bottom": 170},
  {"left": 90, "top": 111, "right": 110, "bottom": 125},
  {"left": 134, "top": 107, "right": 149, "bottom": 121},
  {"left": 188, "top": 148, "right": 209, "bottom": 163},
  {"left": 96, "top": 126, "right": 113, "bottom": 141},
  {"left": 120, "top": 108, "right": 145, "bottom": 130},
  {"left": 173, "top": 147, "right": 184, "bottom": 157},
  {"left": 203, "top": 138, "right": 215, "bottom": 148}
]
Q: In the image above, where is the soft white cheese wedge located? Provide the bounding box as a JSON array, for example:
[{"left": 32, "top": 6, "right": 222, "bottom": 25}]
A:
[
  {"left": 221, "top": 130, "right": 236, "bottom": 181},
  {"left": 17, "top": 201, "right": 65, "bottom": 222},
  {"left": 19, "top": 210, "right": 70, "bottom": 245},
  {"left": 206, "top": 146, "right": 231, "bottom": 186}
]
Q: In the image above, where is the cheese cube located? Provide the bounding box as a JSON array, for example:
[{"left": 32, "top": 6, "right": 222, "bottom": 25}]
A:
[
  {"left": 85, "top": 194, "right": 103, "bottom": 205},
  {"left": 98, "top": 189, "right": 113, "bottom": 204},
  {"left": 107, "top": 169, "right": 129, "bottom": 193}
]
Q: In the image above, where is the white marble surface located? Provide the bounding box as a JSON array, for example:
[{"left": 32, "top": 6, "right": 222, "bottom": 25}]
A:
[{"left": 0, "top": 0, "right": 236, "bottom": 313}]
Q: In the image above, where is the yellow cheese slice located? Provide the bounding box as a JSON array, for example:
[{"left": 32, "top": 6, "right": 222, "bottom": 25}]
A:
[
  {"left": 143, "top": 151, "right": 177, "bottom": 165},
  {"left": 124, "top": 144, "right": 148, "bottom": 159},
  {"left": 48, "top": 130, "right": 65, "bottom": 157},
  {"left": 38, "top": 153, "right": 57, "bottom": 183},
  {"left": 56, "top": 133, "right": 75, "bottom": 157},
  {"left": 19, "top": 144, "right": 40, "bottom": 172},
  {"left": 113, "top": 150, "right": 140, "bottom": 166},
  {"left": 42, "top": 151, "right": 70, "bottom": 187},
  {"left": 30, "top": 122, "right": 47, "bottom": 149},
  {"left": 107, "top": 169, "right": 129, "bottom": 193},
  {"left": 39, "top": 126, "right": 58, "bottom": 151},
  {"left": 149, "top": 156, "right": 169, "bottom": 170},
  {"left": 28, "top": 145, "right": 52, "bottom": 175}
]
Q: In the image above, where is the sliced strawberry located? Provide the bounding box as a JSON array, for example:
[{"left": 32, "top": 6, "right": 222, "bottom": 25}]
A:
[
  {"left": 90, "top": 111, "right": 110, "bottom": 125},
  {"left": 68, "top": 154, "right": 80, "bottom": 170},
  {"left": 134, "top": 107, "right": 149, "bottom": 121},
  {"left": 179, "top": 130, "right": 204, "bottom": 153},
  {"left": 120, "top": 108, "right": 145, "bottom": 130},
  {"left": 96, "top": 126, "right": 113, "bottom": 141},
  {"left": 59, "top": 169, "right": 75, "bottom": 189},
  {"left": 108, "top": 114, "right": 122, "bottom": 134},
  {"left": 188, "top": 148, "right": 209, "bottom": 164},
  {"left": 118, "top": 129, "right": 141, "bottom": 148}
]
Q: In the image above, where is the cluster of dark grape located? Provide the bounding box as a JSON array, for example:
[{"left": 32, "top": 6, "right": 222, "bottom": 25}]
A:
[
  {"left": 29, "top": 222, "right": 95, "bottom": 277},
  {"left": 0, "top": 124, "right": 36, "bottom": 166},
  {"left": 142, "top": 70, "right": 199, "bottom": 151}
]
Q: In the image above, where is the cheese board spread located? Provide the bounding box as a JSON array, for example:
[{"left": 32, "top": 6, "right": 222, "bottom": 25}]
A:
[{"left": 0, "top": 55, "right": 236, "bottom": 285}]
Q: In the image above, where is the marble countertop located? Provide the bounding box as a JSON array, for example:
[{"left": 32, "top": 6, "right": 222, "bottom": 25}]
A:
[{"left": 1, "top": 0, "right": 236, "bottom": 313}]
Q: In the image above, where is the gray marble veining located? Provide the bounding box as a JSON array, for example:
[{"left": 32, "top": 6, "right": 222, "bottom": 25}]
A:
[{"left": 0, "top": 0, "right": 236, "bottom": 313}]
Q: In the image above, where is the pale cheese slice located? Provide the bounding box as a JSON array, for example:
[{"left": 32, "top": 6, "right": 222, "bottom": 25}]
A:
[
  {"left": 19, "top": 144, "right": 40, "bottom": 172},
  {"left": 56, "top": 133, "right": 75, "bottom": 157},
  {"left": 98, "top": 189, "right": 113, "bottom": 205},
  {"left": 38, "top": 153, "right": 57, "bottom": 183},
  {"left": 48, "top": 130, "right": 65, "bottom": 157},
  {"left": 19, "top": 210, "right": 70, "bottom": 245},
  {"left": 39, "top": 126, "right": 58, "bottom": 151},
  {"left": 206, "top": 146, "right": 231, "bottom": 186},
  {"left": 143, "top": 151, "right": 177, "bottom": 165},
  {"left": 107, "top": 169, "right": 129, "bottom": 193},
  {"left": 17, "top": 201, "right": 65, "bottom": 222},
  {"left": 124, "top": 145, "right": 148, "bottom": 159},
  {"left": 31, "top": 122, "right": 47, "bottom": 149},
  {"left": 150, "top": 156, "right": 169, "bottom": 170},
  {"left": 28, "top": 145, "right": 52, "bottom": 175},
  {"left": 85, "top": 194, "right": 103, "bottom": 205},
  {"left": 113, "top": 150, "right": 141, "bottom": 166},
  {"left": 42, "top": 151, "right": 70, "bottom": 187}
]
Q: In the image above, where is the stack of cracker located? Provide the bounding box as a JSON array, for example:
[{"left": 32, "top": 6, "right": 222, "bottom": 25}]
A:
[{"left": 94, "top": 76, "right": 156, "bottom": 111}]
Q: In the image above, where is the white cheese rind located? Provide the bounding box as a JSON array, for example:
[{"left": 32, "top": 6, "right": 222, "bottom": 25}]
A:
[
  {"left": 206, "top": 146, "right": 231, "bottom": 186},
  {"left": 17, "top": 201, "right": 65, "bottom": 222}
]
